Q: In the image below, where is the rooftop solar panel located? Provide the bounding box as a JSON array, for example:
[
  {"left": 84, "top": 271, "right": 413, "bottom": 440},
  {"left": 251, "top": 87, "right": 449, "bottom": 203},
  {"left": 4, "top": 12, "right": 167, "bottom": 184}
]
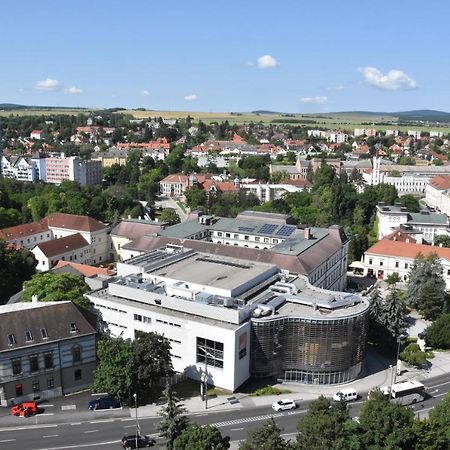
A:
[
  {"left": 258, "top": 223, "right": 278, "bottom": 235},
  {"left": 275, "top": 225, "right": 296, "bottom": 237}
]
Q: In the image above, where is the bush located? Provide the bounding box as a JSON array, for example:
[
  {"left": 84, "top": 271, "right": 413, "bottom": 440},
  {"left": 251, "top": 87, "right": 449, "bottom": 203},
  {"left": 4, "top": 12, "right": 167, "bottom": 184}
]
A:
[
  {"left": 399, "top": 343, "right": 427, "bottom": 367},
  {"left": 426, "top": 313, "right": 450, "bottom": 349},
  {"left": 249, "top": 386, "right": 291, "bottom": 397}
]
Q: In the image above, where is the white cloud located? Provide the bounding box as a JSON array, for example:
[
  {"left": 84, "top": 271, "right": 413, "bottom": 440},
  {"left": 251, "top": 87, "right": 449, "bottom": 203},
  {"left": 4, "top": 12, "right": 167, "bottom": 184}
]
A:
[
  {"left": 184, "top": 94, "right": 197, "bottom": 101},
  {"left": 359, "top": 66, "right": 417, "bottom": 90},
  {"left": 64, "top": 86, "right": 83, "bottom": 94},
  {"left": 142, "top": 90, "right": 150, "bottom": 96},
  {"left": 301, "top": 96, "right": 328, "bottom": 104},
  {"left": 35, "top": 78, "right": 61, "bottom": 91},
  {"left": 257, "top": 54, "right": 279, "bottom": 69},
  {"left": 328, "top": 84, "right": 345, "bottom": 91}
]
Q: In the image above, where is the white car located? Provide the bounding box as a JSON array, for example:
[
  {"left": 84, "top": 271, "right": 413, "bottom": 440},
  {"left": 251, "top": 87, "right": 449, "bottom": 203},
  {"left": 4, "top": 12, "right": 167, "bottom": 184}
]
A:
[{"left": 272, "top": 399, "right": 297, "bottom": 411}]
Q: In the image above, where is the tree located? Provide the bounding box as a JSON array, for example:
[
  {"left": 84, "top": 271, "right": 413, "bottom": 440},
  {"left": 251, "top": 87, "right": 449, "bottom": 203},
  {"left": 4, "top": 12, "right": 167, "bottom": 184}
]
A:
[
  {"left": 0, "top": 239, "right": 37, "bottom": 304},
  {"left": 239, "top": 418, "right": 290, "bottom": 450},
  {"left": 356, "top": 389, "right": 415, "bottom": 449},
  {"left": 426, "top": 313, "right": 450, "bottom": 349},
  {"left": 411, "top": 419, "right": 449, "bottom": 450},
  {"left": 296, "top": 396, "right": 348, "bottom": 450},
  {"left": 399, "top": 342, "right": 427, "bottom": 367},
  {"left": 23, "top": 272, "right": 89, "bottom": 309},
  {"left": 406, "top": 253, "right": 447, "bottom": 320},
  {"left": 159, "top": 208, "right": 181, "bottom": 225},
  {"left": 383, "top": 287, "right": 407, "bottom": 339},
  {"left": 132, "top": 331, "right": 173, "bottom": 399},
  {"left": 399, "top": 194, "right": 420, "bottom": 212},
  {"left": 91, "top": 337, "right": 133, "bottom": 403},
  {"left": 385, "top": 272, "right": 401, "bottom": 286},
  {"left": 173, "top": 424, "right": 230, "bottom": 450},
  {"left": 159, "top": 384, "right": 189, "bottom": 450},
  {"left": 428, "top": 392, "right": 450, "bottom": 444},
  {"left": 435, "top": 235, "right": 450, "bottom": 248},
  {"left": 185, "top": 187, "right": 207, "bottom": 210}
]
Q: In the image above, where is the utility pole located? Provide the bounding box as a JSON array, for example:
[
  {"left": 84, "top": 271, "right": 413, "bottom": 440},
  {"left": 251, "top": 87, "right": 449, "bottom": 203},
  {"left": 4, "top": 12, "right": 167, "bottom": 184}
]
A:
[{"left": 133, "top": 393, "right": 139, "bottom": 448}]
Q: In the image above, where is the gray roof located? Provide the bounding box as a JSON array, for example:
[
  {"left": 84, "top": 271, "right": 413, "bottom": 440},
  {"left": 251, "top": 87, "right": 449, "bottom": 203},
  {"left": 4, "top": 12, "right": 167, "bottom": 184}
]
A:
[
  {"left": 158, "top": 220, "right": 208, "bottom": 238},
  {"left": 270, "top": 164, "right": 299, "bottom": 174},
  {"left": 0, "top": 301, "right": 96, "bottom": 353},
  {"left": 408, "top": 212, "right": 448, "bottom": 225},
  {"left": 111, "top": 219, "right": 166, "bottom": 239}
]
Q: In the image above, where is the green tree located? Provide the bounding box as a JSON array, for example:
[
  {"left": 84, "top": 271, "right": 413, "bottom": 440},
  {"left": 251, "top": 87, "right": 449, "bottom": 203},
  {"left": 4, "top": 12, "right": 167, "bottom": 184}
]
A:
[
  {"left": 406, "top": 253, "right": 447, "bottom": 320},
  {"left": 296, "top": 396, "right": 348, "bottom": 450},
  {"left": 313, "top": 164, "right": 336, "bottom": 191},
  {"left": 356, "top": 389, "right": 415, "bottom": 449},
  {"left": 174, "top": 424, "right": 230, "bottom": 450},
  {"left": 399, "top": 342, "right": 427, "bottom": 366},
  {"left": 399, "top": 194, "right": 420, "bottom": 212},
  {"left": 0, "top": 239, "right": 37, "bottom": 303},
  {"left": 159, "top": 208, "right": 181, "bottom": 225},
  {"left": 132, "top": 331, "right": 173, "bottom": 399},
  {"left": 426, "top": 313, "right": 450, "bottom": 349},
  {"left": 91, "top": 337, "right": 133, "bottom": 403},
  {"left": 23, "top": 272, "right": 89, "bottom": 309},
  {"left": 185, "top": 187, "right": 207, "bottom": 210},
  {"left": 428, "top": 392, "right": 450, "bottom": 443},
  {"left": 159, "top": 384, "right": 190, "bottom": 450},
  {"left": 386, "top": 272, "right": 401, "bottom": 286},
  {"left": 239, "top": 418, "right": 290, "bottom": 450},
  {"left": 384, "top": 287, "right": 407, "bottom": 339},
  {"left": 435, "top": 235, "right": 450, "bottom": 248},
  {"left": 411, "top": 419, "right": 449, "bottom": 450}
]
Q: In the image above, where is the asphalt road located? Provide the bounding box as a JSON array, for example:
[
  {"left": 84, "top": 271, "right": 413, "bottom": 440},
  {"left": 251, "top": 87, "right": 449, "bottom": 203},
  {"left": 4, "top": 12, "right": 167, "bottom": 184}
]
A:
[{"left": 1, "top": 373, "right": 450, "bottom": 450}]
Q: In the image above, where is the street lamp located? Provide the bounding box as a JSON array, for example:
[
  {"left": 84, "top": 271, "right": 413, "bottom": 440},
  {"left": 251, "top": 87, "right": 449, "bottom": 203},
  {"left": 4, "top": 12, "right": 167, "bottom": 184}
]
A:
[
  {"left": 133, "top": 393, "right": 139, "bottom": 449},
  {"left": 200, "top": 345, "right": 215, "bottom": 410}
]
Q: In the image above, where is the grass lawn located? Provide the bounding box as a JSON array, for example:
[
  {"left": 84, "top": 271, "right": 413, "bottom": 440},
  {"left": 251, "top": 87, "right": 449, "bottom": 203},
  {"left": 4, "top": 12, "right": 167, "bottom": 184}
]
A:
[{"left": 173, "top": 379, "right": 231, "bottom": 400}]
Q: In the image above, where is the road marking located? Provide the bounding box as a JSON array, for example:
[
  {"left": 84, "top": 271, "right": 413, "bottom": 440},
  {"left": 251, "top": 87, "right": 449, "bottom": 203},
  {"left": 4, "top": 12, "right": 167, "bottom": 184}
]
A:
[
  {"left": 40, "top": 413, "right": 55, "bottom": 416},
  {"left": 61, "top": 405, "right": 76, "bottom": 411},
  {"left": 31, "top": 439, "right": 120, "bottom": 449},
  {"left": 43, "top": 404, "right": 54, "bottom": 407},
  {"left": 84, "top": 429, "right": 99, "bottom": 433},
  {"left": 192, "top": 413, "right": 207, "bottom": 416},
  {"left": 43, "top": 434, "right": 59, "bottom": 438},
  {"left": 0, "top": 424, "right": 58, "bottom": 432},
  {"left": 89, "top": 419, "right": 115, "bottom": 423},
  {"left": 0, "top": 439, "right": 17, "bottom": 443},
  {"left": 69, "top": 423, "right": 82, "bottom": 426},
  {"left": 230, "top": 427, "right": 244, "bottom": 431},
  {"left": 434, "top": 392, "right": 448, "bottom": 398},
  {"left": 124, "top": 425, "right": 136, "bottom": 428},
  {"left": 120, "top": 418, "right": 136, "bottom": 421},
  {"left": 427, "top": 380, "right": 450, "bottom": 389}
]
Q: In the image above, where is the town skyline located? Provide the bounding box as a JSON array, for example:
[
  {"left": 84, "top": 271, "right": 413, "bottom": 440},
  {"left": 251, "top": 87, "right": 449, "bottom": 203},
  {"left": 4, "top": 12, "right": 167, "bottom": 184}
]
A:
[{"left": 2, "top": 0, "right": 449, "bottom": 113}]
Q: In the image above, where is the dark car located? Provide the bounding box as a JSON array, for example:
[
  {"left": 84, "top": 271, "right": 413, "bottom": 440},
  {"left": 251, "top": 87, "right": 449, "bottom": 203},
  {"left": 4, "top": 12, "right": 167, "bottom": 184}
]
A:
[
  {"left": 121, "top": 435, "right": 156, "bottom": 449},
  {"left": 88, "top": 395, "right": 121, "bottom": 410}
]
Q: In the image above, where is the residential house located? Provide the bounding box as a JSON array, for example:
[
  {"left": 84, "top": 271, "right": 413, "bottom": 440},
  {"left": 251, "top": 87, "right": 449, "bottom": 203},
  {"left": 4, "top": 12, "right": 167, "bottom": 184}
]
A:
[{"left": 0, "top": 301, "right": 96, "bottom": 406}]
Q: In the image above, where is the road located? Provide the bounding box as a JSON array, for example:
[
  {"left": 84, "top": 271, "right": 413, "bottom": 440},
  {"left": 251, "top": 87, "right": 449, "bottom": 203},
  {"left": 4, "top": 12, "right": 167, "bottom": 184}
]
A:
[
  {"left": 1, "top": 373, "right": 449, "bottom": 450},
  {"left": 155, "top": 196, "right": 189, "bottom": 222}
]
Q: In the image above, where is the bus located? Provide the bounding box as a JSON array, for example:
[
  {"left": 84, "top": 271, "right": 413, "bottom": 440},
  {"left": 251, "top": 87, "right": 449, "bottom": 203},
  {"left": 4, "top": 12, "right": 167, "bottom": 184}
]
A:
[{"left": 379, "top": 380, "right": 426, "bottom": 406}]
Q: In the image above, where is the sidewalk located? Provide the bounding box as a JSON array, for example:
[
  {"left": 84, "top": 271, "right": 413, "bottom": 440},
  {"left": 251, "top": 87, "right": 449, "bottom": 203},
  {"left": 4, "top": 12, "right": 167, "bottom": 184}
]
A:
[{"left": 133, "top": 350, "right": 450, "bottom": 418}]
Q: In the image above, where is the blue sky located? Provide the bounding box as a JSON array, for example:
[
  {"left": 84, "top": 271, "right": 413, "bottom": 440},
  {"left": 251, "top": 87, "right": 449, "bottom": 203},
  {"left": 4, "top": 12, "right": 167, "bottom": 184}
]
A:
[{"left": 1, "top": 0, "right": 449, "bottom": 113}]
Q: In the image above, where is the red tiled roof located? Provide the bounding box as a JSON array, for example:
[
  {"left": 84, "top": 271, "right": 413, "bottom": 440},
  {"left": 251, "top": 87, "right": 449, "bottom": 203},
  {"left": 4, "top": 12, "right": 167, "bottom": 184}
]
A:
[
  {"left": 53, "top": 261, "right": 114, "bottom": 276},
  {"left": 365, "top": 240, "right": 450, "bottom": 260},
  {"left": 429, "top": 175, "right": 450, "bottom": 190},
  {"left": 383, "top": 230, "right": 417, "bottom": 244},
  {"left": 44, "top": 213, "right": 107, "bottom": 232},
  {"left": 160, "top": 174, "right": 189, "bottom": 185},
  {"left": 34, "top": 233, "right": 89, "bottom": 257},
  {"left": 0, "top": 221, "right": 49, "bottom": 241}
]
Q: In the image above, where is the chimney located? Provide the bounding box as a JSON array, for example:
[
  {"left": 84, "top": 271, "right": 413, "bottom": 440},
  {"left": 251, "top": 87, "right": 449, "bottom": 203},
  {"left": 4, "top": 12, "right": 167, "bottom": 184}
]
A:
[
  {"left": 31, "top": 295, "right": 39, "bottom": 304},
  {"left": 304, "top": 227, "right": 311, "bottom": 240}
]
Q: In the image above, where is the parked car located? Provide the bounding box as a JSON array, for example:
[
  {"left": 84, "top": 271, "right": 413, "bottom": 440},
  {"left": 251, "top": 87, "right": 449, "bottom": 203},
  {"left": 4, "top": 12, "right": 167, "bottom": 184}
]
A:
[
  {"left": 271, "top": 399, "right": 297, "bottom": 411},
  {"left": 11, "top": 401, "right": 39, "bottom": 417},
  {"left": 121, "top": 434, "right": 156, "bottom": 449},
  {"left": 88, "top": 395, "right": 121, "bottom": 410},
  {"left": 332, "top": 388, "right": 358, "bottom": 402}
]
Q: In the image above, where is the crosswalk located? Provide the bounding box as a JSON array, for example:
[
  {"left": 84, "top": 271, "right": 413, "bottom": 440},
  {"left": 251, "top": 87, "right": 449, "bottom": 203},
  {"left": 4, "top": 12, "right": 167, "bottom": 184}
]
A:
[{"left": 212, "top": 410, "right": 303, "bottom": 428}]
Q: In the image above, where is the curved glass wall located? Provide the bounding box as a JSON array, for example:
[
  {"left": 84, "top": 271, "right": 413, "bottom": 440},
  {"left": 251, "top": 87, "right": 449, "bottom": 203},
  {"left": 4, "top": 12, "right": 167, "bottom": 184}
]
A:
[{"left": 250, "top": 311, "right": 369, "bottom": 384}]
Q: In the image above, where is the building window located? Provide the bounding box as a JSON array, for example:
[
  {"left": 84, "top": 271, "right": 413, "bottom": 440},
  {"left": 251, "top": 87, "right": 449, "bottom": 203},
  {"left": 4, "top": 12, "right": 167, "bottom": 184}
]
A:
[
  {"left": 25, "top": 330, "right": 33, "bottom": 342},
  {"left": 70, "top": 323, "right": 79, "bottom": 333},
  {"left": 233, "top": 234, "right": 239, "bottom": 239},
  {"left": 29, "top": 355, "right": 39, "bottom": 372},
  {"left": 196, "top": 337, "right": 224, "bottom": 369},
  {"left": 264, "top": 238, "right": 269, "bottom": 243},
  {"left": 8, "top": 334, "right": 16, "bottom": 345},
  {"left": 47, "top": 377, "right": 55, "bottom": 389},
  {"left": 395, "top": 261, "right": 399, "bottom": 268},
  {"left": 273, "top": 239, "right": 278, "bottom": 244},
  {"left": 369, "top": 258, "right": 372, "bottom": 265},
  {"left": 72, "top": 346, "right": 82, "bottom": 363},
  {"left": 134, "top": 314, "right": 142, "bottom": 322},
  {"left": 12, "top": 358, "right": 22, "bottom": 375},
  {"left": 74, "top": 369, "right": 82, "bottom": 381},
  {"left": 44, "top": 352, "right": 53, "bottom": 369},
  {"left": 405, "top": 263, "right": 409, "bottom": 269},
  {"left": 41, "top": 328, "right": 49, "bottom": 339},
  {"left": 244, "top": 235, "right": 250, "bottom": 241},
  {"left": 217, "top": 232, "right": 222, "bottom": 237},
  {"left": 225, "top": 233, "right": 230, "bottom": 238},
  {"left": 32, "top": 380, "right": 40, "bottom": 392},
  {"left": 379, "top": 261, "right": 384, "bottom": 266},
  {"left": 255, "top": 237, "right": 260, "bottom": 242}
]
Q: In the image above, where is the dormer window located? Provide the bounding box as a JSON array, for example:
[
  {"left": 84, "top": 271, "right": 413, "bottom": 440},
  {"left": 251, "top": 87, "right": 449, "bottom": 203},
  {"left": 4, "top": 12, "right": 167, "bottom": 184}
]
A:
[
  {"left": 8, "top": 334, "right": 16, "bottom": 345},
  {"left": 70, "top": 323, "right": 79, "bottom": 333},
  {"left": 41, "top": 328, "right": 49, "bottom": 339},
  {"left": 25, "top": 331, "right": 33, "bottom": 342}
]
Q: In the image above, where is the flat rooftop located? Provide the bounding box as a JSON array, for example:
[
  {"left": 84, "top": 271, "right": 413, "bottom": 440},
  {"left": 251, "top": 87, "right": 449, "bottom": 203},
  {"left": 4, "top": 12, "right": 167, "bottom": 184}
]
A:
[{"left": 149, "top": 252, "right": 276, "bottom": 291}]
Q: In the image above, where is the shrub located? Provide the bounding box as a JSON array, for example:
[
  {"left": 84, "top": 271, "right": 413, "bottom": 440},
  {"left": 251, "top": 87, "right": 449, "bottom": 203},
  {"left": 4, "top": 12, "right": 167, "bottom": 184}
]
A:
[
  {"left": 250, "top": 386, "right": 291, "bottom": 397},
  {"left": 426, "top": 313, "right": 450, "bottom": 349},
  {"left": 399, "top": 343, "right": 427, "bottom": 367}
]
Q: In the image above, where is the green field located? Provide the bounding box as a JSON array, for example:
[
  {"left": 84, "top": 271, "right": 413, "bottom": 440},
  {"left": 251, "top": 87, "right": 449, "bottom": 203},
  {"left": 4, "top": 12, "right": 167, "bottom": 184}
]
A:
[{"left": 2, "top": 107, "right": 450, "bottom": 133}]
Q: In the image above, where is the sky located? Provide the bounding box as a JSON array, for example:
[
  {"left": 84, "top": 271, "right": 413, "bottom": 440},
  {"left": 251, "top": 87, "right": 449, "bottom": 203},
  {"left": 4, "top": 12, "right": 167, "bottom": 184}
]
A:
[{"left": 1, "top": 0, "right": 450, "bottom": 113}]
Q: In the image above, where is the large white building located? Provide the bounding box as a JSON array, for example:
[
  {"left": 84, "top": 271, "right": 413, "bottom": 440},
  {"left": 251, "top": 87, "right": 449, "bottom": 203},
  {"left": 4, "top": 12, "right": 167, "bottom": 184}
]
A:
[
  {"left": 87, "top": 245, "right": 369, "bottom": 391},
  {"left": 376, "top": 204, "right": 449, "bottom": 244},
  {"left": 425, "top": 175, "right": 450, "bottom": 216},
  {"left": 362, "top": 240, "right": 450, "bottom": 287}
]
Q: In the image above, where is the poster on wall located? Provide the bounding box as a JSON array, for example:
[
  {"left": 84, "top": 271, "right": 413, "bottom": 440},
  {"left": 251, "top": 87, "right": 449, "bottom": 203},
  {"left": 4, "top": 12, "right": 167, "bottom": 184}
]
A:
[{"left": 239, "top": 332, "right": 247, "bottom": 359}]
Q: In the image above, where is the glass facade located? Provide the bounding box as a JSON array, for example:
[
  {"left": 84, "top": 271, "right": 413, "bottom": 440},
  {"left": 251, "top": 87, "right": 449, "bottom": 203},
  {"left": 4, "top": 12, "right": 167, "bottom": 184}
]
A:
[{"left": 251, "top": 310, "right": 369, "bottom": 384}]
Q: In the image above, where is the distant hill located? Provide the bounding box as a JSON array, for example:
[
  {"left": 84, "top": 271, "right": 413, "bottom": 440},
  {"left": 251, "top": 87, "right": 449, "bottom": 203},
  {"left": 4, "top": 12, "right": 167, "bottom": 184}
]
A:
[
  {"left": 321, "top": 109, "right": 450, "bottom": 122},
  {"left": 0, "top": 103, "right": 28, "bottom": 110},
  {"left": 0, "top": 103, "right": 91, "bottom": 111}
]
